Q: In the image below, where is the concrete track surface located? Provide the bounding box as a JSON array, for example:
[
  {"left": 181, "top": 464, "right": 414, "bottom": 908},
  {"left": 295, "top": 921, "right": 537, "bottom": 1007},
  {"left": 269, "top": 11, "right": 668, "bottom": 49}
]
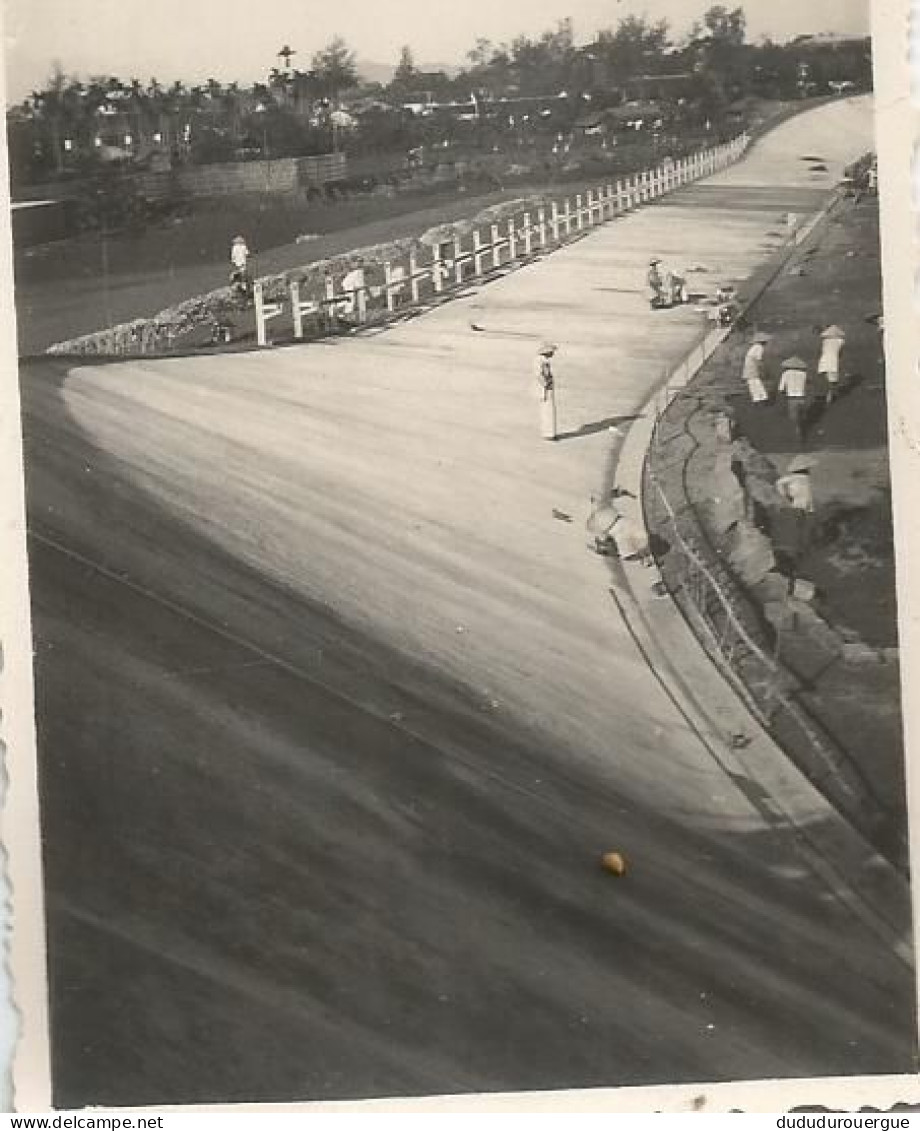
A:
[{"left": 21, "top": 97, "right": 916, "bottom": 1108}]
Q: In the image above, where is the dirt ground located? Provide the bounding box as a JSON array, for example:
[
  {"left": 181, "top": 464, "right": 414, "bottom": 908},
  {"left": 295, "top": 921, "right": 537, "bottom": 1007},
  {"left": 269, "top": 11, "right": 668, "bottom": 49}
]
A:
[{"left": 663, "top": 195, "right": 905, "bottom": 839}]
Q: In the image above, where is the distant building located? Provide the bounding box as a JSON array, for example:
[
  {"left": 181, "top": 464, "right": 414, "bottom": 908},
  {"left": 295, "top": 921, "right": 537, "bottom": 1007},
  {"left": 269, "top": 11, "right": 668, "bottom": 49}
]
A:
[
  {"left": 791, "top": 33, "right": 871, "bottom": 48},
  {"left": 401, "top": 92, "right": 437, "bottom": 115}
]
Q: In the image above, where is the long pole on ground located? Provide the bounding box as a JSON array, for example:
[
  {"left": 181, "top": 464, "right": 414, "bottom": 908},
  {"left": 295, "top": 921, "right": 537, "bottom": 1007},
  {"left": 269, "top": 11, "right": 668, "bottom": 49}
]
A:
[{"left": 100, "top": 209, "right": 112, "bottom": 331}]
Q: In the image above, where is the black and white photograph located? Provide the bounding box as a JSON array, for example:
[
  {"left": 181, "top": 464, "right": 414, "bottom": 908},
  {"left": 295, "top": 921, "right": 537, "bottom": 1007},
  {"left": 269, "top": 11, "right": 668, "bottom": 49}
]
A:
[{"left": 0, "top": 0, "right": 917, "bottom": 1112}]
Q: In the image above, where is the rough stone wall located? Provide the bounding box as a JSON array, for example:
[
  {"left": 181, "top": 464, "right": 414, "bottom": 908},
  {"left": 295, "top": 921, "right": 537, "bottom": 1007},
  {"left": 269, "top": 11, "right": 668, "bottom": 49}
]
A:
[
  {"left": 137, "top": 153, "right": 347, "bottom": 201},
  {"left": 700, "top": 418, "right": 894, "bottom": 664}
]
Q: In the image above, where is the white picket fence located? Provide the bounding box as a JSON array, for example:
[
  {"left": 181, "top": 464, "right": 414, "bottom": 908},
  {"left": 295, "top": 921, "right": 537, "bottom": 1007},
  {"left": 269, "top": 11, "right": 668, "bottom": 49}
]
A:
[{"left": 254, "top": 133, "right": 751, "bottom": 347}]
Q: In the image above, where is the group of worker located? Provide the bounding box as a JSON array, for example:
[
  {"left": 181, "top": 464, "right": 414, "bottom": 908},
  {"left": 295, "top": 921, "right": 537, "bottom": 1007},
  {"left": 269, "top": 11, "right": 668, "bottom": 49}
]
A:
[
  {"left": 533, "top": 314, "right": 844, "bottom": 568},
  {"left": 740, "top": 324, "right": 846, "bottom": 446},
  {"left": 646, "top": 256, "right": 689, "bottom": 309}
]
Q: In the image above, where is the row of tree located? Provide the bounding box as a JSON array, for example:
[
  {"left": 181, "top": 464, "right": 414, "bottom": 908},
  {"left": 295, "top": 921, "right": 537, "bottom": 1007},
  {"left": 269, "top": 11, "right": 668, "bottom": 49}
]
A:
[
  {"left": 390, "top": 8, "right": 868, "bottom": 106},
  {"left": 9, "top": 36, "right": 363, "bottom": 180},
  {"left": 8, "top": 6, "right": 872, "bottom": 185}
]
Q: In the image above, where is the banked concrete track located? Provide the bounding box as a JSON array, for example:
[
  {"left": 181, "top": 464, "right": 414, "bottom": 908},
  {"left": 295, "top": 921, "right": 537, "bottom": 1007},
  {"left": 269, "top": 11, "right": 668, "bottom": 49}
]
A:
[{"left": 20, "top": 97, "right": 915, "bottom": 1107}]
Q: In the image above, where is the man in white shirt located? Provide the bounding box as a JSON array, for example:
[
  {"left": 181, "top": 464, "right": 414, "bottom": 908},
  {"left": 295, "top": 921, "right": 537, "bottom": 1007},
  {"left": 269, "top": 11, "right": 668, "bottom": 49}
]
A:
[
  {"left": 778, "top": 356, "right": 809, "bottom": 447},
  {"left": 230, "top": 235, "right": 249, "bottom": 274},
  {"left": 230, "top": 235, "right": 251, "bottom": 300},
  {"left": 741, "top": 331, "right": 770, "bottom": 403},
  {"left": 818, "top": 324, "right": 845, "bottom": 405}
]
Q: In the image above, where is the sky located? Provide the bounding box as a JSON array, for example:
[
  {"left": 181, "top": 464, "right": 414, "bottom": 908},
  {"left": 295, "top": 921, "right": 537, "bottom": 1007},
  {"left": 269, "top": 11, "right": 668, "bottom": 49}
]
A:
[{"left": 1, "top": 0, "right": 871, "bottom": 102}]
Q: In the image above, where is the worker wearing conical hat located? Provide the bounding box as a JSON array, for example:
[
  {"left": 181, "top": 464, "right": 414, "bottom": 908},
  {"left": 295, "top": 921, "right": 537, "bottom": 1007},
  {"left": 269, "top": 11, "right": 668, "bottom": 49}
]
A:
[
  {"left": 778, "top": 355, "right": 810, "bottom": 447},
  {"left": 741, "top": 331, "right": 771, "bottom": 404},
  {"left": 586, "top": 490, "right": 651, "bottom": 564},
  {"left": 647, "top": 257, "right": 666, "bottom": 307},
  {"left": 818, "top": 324, "right": 846, "bottom": 405},
  {"left": 776, "top": 454, "right": 817, "bottom": 513},
  {"left": 535, "top": 341, "right": 558, "bottom": 440},
  {"left": 229, "top": 234, "right": 251, "bottom": 300},
  {"left": 230, "top": 235, "right": 249, "bottom": 271}
]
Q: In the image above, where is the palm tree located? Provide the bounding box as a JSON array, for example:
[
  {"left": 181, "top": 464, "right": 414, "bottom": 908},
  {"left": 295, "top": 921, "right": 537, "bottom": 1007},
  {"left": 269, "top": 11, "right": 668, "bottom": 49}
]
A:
[
  {"left": 127, "top": 78, "right": 147, "bottom": 149},
  {"left": 268, "top": 66, "right": 289, "bottom": 106},
  {"left": 32, "top": 64, "right": 69, "bottom": 174},
  {"left": 222, "top": 81, "right": 243, "bottom": 142},
  {"left": 146, "top": 77, "right": 169, "bottom": 147}
]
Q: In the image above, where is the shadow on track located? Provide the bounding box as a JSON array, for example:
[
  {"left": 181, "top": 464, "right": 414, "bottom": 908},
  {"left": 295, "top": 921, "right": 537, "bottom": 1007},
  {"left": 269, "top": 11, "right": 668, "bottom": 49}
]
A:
[{"left": 19, "top": 359, "right": 916, "bottom": 1108}]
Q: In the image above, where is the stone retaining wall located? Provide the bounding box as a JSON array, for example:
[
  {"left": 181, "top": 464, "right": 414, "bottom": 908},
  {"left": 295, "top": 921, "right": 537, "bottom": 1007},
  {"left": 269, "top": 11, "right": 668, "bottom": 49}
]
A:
[{"left": 137, "top": 153, "right": 347, "bottom": 201}]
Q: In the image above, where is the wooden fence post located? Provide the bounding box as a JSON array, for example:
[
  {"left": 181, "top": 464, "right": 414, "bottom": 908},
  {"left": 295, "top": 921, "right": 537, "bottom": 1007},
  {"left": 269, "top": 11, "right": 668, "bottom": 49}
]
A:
[
  {"left": 290, "top": 279, "right": 303, "bottom": 339},
  {"left": 473, "top": 230, "right": 486, "bottom": 275},
  {"left": 507, "top": 217, "right": 517, "bottom": 260},
  {"left": 551, "top": 202, "right": 561, "bottom": 241},
  {"left": 523, "top": 212, "right": 532, "bottom": 255},
  {"left": 254, "top": 280, "right": 283, "bottom": 347},
  {"left": 537, "top": 206, "right": 546, "bottom": 247},
  {"left": 384, "top": 262, "right": 395, "bottom": 313},
  {"left": 254, "top": 281, "right": 268, "bottom": 346},
  {"left": 431, "top": 247, "right": 443, "bottom": 294},
  {"left": 409, "top": 250, "right": 420, "bottom": 304},
  {"left": 324, "top": 276, "right": 337, "bottom": 328},
  {"left": 453, "top": 236, "right": 463, "bottom": 285}
]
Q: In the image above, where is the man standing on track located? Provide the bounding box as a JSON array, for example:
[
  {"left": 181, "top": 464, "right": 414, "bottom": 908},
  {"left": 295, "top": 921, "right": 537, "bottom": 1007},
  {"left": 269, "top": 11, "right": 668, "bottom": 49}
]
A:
[
  {"left": 535, "top": 341, "right": 558, "bottom": 440},
  {"left": 647, "top": 257, "right": 666, "bottom": 308}
]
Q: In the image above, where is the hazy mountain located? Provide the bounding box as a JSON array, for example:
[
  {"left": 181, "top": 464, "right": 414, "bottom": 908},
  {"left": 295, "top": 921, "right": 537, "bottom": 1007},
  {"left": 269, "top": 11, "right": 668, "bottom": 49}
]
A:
[{"left": 356, "top": 58, "right": 461, "bottom": 85}]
